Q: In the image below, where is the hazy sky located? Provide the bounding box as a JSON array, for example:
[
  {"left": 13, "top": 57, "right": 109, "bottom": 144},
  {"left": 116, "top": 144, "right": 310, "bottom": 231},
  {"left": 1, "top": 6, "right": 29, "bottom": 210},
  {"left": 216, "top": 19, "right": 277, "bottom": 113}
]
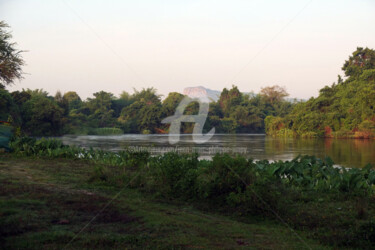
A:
[{"left": 1, "top": 0, "right": 375, "bottom": 99}]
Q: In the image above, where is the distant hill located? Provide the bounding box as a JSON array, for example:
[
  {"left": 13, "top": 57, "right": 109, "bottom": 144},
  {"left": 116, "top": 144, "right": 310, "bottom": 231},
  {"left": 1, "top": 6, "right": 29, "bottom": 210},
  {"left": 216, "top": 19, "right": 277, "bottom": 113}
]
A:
[
  {"left": 182, "top": 86, "right": 303, "bottom": 103},
  {"left": 182, "top": 86, "right": 221, "bottom": 102}
]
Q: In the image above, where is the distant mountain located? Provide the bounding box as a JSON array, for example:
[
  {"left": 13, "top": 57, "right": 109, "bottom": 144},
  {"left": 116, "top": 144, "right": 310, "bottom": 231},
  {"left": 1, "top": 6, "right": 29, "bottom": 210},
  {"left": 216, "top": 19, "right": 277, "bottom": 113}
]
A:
[
  {"left": 182, "top": 86, "right": 221, "bottom": 102},
  {"left": 182, "top": 86, "right": 301, "bottom": 103}
]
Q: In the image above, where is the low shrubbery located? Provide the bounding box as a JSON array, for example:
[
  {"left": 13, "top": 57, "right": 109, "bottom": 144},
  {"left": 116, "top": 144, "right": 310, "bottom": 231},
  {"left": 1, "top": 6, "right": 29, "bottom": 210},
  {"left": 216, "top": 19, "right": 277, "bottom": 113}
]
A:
[{"left": 7, "top": 137, "right": 375, "bottom": 247}]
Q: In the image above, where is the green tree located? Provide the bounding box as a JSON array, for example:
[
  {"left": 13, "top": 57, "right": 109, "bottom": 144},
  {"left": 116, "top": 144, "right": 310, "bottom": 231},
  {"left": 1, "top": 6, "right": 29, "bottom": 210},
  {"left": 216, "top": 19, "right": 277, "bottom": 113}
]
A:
[
  {"left": 63, "top": 91, "right": 82, "bottom": 111},
  {"left": 0, "top": 88, "right": 19, "bottom": 123},
  {"left": 111, "top": 91, "right": 133, "bottom": 117},
  {"left": 22, "top": 95, "right": 64, "bottom": 136},
  {"left": 161, "top": 92, "right": 184, "bottom": 118},
  {"left": 86, "top": 91, "right": 115, "bottom": 127},
  {"left": 260, "top": 85, "right": 289, "bottom": 105},
  {"left": 342, "top": 47, "right": 375, "bottom": 80},
  {"left": 0, "top": 21, "right": 24, "bottom": 86},
  {"left": 218, "top": 85, "right": 242, "bottom": 116},
  {"left": 132, "top": 88, "right": 161, "bottom": 105}
]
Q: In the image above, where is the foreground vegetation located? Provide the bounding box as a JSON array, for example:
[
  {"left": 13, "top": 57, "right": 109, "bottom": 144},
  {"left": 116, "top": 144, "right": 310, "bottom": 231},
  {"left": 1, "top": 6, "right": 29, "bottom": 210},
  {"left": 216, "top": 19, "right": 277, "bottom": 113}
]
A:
[
  {"left": 0, "top": 154, "right": 331, "bottom": 250},
  {"left": 2, "top": 137, "right": 375, "bottom": 248}
]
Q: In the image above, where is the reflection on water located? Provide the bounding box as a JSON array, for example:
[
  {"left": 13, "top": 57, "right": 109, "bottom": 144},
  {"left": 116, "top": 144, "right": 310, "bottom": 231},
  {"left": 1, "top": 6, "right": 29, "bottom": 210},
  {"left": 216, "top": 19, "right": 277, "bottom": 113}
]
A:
[{"left": 60, "top": 134, "right": 375, "bottom": 168}]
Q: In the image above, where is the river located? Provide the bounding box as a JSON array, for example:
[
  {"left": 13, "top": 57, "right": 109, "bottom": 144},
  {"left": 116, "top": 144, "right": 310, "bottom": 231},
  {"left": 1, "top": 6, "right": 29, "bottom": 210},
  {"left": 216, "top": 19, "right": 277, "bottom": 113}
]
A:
[{"left": 60, "top": 134, "right": 375, "bottom": 168}]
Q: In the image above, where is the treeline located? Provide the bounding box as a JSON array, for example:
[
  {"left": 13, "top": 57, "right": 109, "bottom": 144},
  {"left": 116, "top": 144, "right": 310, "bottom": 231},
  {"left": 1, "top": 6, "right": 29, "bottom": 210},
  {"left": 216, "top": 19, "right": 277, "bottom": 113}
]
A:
[
  {"left": 266, "top": 47, "right": 375, "bottom": 139},
  {"left": 2, "top": 21, "right": 375, "bottom": 138},
  {"left": 0, "top": 85, "right": 294, "bottom": 136}
]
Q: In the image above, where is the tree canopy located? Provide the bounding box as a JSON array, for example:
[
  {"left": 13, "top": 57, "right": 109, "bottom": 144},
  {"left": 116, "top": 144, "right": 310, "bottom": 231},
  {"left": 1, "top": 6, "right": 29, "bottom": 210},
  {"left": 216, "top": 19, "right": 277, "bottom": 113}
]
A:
[{"left": 266, "top": 47, "right": 375, "bottom": 139}]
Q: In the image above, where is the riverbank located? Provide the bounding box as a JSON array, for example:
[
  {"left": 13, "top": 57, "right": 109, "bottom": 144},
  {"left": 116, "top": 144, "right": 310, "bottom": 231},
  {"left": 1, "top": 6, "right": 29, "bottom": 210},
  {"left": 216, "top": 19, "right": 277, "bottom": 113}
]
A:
[
  {"left": 2, "top": 137, "right": 375, "bottom": 248},
  {"left": 59, "top": 134, "right": 375, "bottom": 168},
  {"left": 0, "top": 154, "right": 327, "bottom": 249},
  {"left": 266, "top": 127, "right": 375, "bottom": 140}
]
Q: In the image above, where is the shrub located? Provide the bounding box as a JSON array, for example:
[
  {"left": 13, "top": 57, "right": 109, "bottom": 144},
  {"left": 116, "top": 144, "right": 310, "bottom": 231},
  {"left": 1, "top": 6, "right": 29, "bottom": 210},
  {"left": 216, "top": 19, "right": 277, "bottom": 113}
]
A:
[{"left": 140, "top": 152, "right": 200, "bottom": 197}]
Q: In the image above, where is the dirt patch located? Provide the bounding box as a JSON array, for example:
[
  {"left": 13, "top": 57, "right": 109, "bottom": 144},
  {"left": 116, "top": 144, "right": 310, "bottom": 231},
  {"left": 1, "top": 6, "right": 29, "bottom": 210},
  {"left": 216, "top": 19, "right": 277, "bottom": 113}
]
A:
[{"left": 1, "top": 177, "right": 139, "bottom": 232}]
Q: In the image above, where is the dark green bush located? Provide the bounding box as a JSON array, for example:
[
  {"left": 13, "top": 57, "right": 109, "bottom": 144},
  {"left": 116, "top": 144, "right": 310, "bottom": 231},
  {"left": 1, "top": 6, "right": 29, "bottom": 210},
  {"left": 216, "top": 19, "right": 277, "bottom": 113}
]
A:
[{"left": 141, "top": 152, "right": 200, "bottom": 198}]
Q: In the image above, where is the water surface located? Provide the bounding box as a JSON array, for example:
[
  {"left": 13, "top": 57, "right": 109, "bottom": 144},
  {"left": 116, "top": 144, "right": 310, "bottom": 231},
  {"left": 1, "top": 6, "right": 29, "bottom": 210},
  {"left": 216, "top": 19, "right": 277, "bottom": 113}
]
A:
[{"left": 60, "top": 134, "right": 375, "bottom": 168}]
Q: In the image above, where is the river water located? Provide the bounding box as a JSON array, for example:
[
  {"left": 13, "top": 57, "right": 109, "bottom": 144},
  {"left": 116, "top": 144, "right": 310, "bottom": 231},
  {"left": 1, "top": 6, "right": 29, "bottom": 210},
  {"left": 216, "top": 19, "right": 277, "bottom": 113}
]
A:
[{"left": 60, "top": 134, "right": 375, "bottom": 168}]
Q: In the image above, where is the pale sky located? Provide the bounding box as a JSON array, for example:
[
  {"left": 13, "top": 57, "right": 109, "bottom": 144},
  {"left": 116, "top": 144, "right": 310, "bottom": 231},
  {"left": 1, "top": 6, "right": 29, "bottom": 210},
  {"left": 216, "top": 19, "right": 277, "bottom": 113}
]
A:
[{"left": 1, "top": 0, "right": 375, "bottom": 99}]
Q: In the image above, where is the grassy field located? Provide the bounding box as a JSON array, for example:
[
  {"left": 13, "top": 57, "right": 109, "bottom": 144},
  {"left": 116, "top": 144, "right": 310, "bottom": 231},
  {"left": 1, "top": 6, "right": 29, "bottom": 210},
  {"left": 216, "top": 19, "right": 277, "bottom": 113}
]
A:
[{"left": 0, "top": 153, "right": 330, "bottom": 249}]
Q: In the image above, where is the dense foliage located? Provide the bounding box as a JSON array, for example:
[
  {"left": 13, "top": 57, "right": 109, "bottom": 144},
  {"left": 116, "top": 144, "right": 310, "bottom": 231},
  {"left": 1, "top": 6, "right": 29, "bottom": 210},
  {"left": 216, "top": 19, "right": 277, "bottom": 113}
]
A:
[
  {"left": 8, "top": 137, "right": 375, "bottom": 248},
  {"left": 266, "top": 47, "right": 375, "bottom": 138},
  {"left": 0, "top": 85, "right": 293, "bottom": 136}
]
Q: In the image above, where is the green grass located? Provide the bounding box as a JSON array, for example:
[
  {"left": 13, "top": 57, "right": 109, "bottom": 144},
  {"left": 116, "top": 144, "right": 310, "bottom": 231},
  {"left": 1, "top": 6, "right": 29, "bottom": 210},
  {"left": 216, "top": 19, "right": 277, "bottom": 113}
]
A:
[{"left": 0, "top": 154, "right": 329, "bottom": 249}]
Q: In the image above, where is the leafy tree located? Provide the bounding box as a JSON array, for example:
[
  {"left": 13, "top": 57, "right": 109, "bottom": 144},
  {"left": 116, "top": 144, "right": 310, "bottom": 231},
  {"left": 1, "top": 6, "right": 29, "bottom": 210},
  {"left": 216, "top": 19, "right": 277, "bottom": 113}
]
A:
[
  {"left": 86, "top": 91, "right": 115, "bottom": 127},
  {"left": 218, "top": 85, "right": 242, "bottom": 116},
  {"left": 139, "top": 103, "right": 161, "bottom": 133},
  {"left": 63, "top": 91, "right": 82, "bottom": 111},
  {"left": 117, "top": 88, "right": 163, "bottom": 133},
  {"left": 219, "top": 117, "right": 238, "bottom": 133},
  {"left": 260, "top": 85, "right": 288, "bottom": 104},
  {"left": 118, "top": 101, "right": 143, "bottom": 133},
  {"left": 54, "top": 91, "right": 69, "bottom": 116},
  {"left": 11, "top": 90, "right": 31, "bottom": 107},
  {"left": 161, "top": 92, "right": 184, "bottom": 118},
  {"left": 132, "top": 88, "right": 161, "bottom": 105},
  {"left": 118, "top": 98, "right": 162, "bottom": 133},
  {"left": 342, "top": 47, "right": 375, "bottom": 80},
  {"left": 0, "top": 21, "right": 24, "bottom": 86},
  {"left": 0, "top": 88, "right": 19, "bottom": 122},
  {"left": 22, "top": 95, "right": 64, "bottom": 136},
  {"left": 111, "top": 91, "right": 133, "bottom": 117},
  {"left": 119, "top": 91, "right": 131, "bottom": 100},
  {"left": 25, "top": 88, "right": 49, "bottom": 97}
]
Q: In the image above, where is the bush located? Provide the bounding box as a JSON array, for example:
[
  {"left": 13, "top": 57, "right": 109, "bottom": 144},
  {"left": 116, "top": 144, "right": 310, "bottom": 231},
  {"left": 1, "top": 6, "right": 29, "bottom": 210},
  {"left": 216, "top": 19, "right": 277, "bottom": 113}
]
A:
[{"left": 140, "top": 152, "right": 200, "bottom": 197}]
